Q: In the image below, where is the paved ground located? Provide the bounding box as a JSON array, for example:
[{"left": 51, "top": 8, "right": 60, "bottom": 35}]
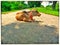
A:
[{"left": 1, "top": 10, "right": 59, "bottom": 44}]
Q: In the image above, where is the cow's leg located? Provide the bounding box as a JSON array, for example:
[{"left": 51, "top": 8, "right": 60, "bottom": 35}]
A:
[{"left": 23, "top": 17, "right": 28, "bottom": 22}]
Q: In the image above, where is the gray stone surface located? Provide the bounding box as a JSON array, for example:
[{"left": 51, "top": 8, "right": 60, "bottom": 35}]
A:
[{"left": 1, "top": 22, "right": 59, "bottom": 44}]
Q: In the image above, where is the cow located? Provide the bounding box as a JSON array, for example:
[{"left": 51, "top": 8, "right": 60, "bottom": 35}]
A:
[{"left": 15, "top": 10, "right": 41, "bottom": 22}]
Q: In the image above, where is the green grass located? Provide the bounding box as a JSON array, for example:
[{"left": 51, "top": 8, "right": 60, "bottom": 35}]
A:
[
  {"left": 2, "top": 7, "right": 59, "bottom": 16},
  {"left": 30, "top": 7, "right": 59, "bottom": 16},
  {"left": 2, "top": 10, "right": 19, "bottom": 14}
]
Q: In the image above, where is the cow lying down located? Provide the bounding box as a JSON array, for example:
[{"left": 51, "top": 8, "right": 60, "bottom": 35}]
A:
[{"left": 15, "top": 10, "right": 41, "bottom": 22}]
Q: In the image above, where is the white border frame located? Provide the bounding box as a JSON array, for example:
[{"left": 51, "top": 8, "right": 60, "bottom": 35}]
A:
[
  {"left": 0, "top": 0, "right": 1, "bottom": 45},
  {"left": 0, "top": 0, "right": 60, "bottom": 45}
]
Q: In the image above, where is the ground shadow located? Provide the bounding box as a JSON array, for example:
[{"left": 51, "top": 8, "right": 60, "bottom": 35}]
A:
[{"left": 1, "top": 21, "right": 59, "bottom": 44}]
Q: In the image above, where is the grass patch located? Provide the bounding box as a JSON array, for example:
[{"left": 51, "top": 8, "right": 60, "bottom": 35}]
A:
[
  {"left": 2, "top": 7, "right": 59, "bottom": 16},
  {"left": 30, "top": 7, "right": 59, "bottom": 16},
  {"left": 2, "top": 8, "right": 29, "bottom": 14},
  {"left": 2, "top": 10, "right": 19, "bottom": 14}
]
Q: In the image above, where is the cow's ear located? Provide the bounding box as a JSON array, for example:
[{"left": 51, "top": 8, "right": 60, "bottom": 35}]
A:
[{"left": 23, "top": 11, "right": 27, "bottom": 13}]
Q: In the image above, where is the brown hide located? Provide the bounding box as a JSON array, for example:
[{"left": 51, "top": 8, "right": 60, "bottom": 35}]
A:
[
  {"left": 15, "top": 12, "right": 29, "bottom": 21},
  {"left": 15, "top": 10, "right": 41, "bottom": 21}
]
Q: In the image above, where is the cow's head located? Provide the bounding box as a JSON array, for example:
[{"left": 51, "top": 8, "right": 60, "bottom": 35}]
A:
[{"left": 30, "top": 9, "right": 41, "bottom": 17}]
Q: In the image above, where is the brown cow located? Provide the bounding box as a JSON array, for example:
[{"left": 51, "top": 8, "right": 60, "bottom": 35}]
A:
[{"left": 15, "top": 10, "right": 41, "bottom": 22}]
